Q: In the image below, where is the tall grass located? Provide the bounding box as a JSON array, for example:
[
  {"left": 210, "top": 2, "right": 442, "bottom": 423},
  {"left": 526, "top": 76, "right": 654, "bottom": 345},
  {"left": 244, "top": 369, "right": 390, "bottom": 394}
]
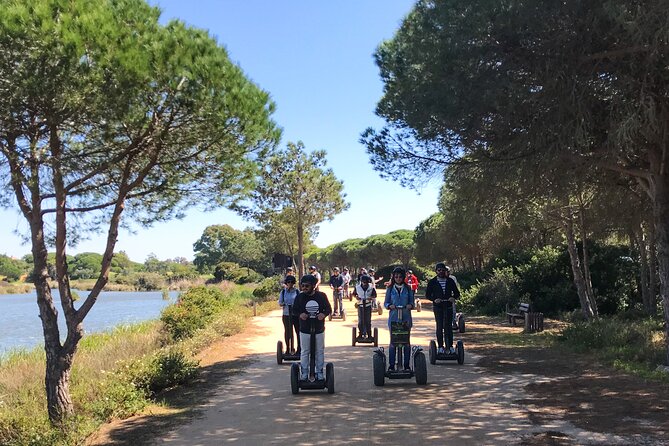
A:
[
  {"left": 557, "top": 316, "right": 668, "bottom": 381},
  {"left": 0, "top": 283, "right": 269, "bottom": 446}
]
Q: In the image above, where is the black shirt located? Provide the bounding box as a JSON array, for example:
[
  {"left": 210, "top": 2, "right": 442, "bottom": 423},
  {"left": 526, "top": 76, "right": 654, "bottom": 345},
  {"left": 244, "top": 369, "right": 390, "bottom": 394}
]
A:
[{"left": 292, "top": 290, "right": 332, "bottom": 334}]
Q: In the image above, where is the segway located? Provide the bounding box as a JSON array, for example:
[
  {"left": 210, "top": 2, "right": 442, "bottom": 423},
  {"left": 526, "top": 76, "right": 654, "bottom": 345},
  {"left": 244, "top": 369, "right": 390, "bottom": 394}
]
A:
[
  {"left": 277, "top": 305, "right": 300, "bottom": 365},
  {"left": 352, "top": 298, "right": 379, "bottom": 347},
  {"left": 328, "top": 287, "right": 346, "bottom": 321},
  {"left": 452, "top": 301, "right": 465, "bottom": 333},
  {"left": 429, "top": 339, "right": 465, "bottom": 365},
  {"left": 291, "top": 302, "right": 334, "bottom": 394},
  {"left": 372, "top": 306, "right": 427, "bottom": 386}
]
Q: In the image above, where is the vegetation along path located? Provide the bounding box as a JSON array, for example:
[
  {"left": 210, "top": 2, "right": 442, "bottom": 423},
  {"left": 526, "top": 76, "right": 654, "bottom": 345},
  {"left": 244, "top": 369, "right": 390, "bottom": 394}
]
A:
[{"left": 90, "top": 290, "right": 669, "bottom": 446}]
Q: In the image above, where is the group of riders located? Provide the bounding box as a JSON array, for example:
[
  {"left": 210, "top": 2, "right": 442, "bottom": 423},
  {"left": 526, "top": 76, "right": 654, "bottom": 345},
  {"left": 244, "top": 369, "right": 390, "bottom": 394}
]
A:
[{"left": 278, "top": 262, "right": 460, "bottom": 381}]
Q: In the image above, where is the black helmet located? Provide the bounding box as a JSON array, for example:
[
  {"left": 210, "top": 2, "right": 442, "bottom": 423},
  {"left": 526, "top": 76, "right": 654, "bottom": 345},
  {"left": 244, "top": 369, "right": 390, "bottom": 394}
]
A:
[
  {"left": 300, "top": 274, "right": 317, "bottom": 286},
  {"left": 392, "top": 267, "right": 406, "bottom": 279},
  {"left": 309, "top": 265, "right": 317, "bottom": 271},
  {"left": 333, "top": 267, "right": 340, "bottom": 272},
  {"left": 435, "top": 262, "right": 447, "bottom": 271},
  {"left": 360, "top": 275, "right": 372, "bottom": 283},
  {"left": 284, "top": 275, "right": 296, "bottom": 284}
]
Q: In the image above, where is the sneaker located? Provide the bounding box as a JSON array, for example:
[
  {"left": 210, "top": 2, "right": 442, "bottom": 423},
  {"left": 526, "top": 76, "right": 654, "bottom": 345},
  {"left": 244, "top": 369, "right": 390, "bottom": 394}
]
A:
[
  {"left": 404, "top": 366, "right": 411, "bottom": 371},
  {"left": 300, "top": 374, "right": 308, "bottom": 381},
  {"left": 449, "top": 346, "right": 456, "bottom": 354},
  {"left": 316, "top": 371, "right": 325, "bottom": 380},
  {"left": 388, "top": 366, "right": 395, "bottom": 372},
  {"left": 437, "top": 347, "right": 444, "bottom": 354}
]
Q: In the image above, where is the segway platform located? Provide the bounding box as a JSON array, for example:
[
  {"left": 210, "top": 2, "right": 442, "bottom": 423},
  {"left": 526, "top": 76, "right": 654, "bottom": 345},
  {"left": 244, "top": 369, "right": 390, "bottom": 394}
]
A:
[
  {"left": 429, "top": 339, "right": 465, "bottom": 365},
  {"left": 328, "top": 308, "right": 346, "bottom": 321},
  {"left": 352, "top": 327, "right": 379, "bottom": 347},
  {"left": 291, "top": 362, "right": 335, "bottom": 394},
  {"left": 276, "top": 341, "right": 300, "bottom": 364}
]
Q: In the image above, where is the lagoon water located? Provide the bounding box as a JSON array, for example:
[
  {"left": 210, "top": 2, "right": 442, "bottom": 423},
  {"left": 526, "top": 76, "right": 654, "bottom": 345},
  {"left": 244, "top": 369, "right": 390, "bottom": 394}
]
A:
[{"left": 0, "top": 290, "right": 179, "bottom": 356}]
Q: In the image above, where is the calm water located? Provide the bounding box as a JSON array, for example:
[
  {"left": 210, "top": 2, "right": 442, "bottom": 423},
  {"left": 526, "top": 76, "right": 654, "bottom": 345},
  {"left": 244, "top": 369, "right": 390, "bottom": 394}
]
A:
[{"left": 0, "top": 290, "right": 179, "bottom": 356}]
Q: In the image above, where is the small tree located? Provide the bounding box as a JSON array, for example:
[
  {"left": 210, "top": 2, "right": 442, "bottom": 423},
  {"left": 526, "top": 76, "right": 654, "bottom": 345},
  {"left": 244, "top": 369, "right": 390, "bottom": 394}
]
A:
[
  {"left": 0, "top": 0, "right": 278, "bottom": 423},
  {"left": 236, "top": 141, "right": 349, "bottom": 278}
]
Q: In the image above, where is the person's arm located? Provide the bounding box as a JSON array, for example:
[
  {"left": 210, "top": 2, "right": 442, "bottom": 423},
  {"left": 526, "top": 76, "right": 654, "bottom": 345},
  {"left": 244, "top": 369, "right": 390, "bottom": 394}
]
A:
[
  {"left": 384, "top": 288, "right": 392, "bottom": 309},
  {"left": 425, "top": 280, "right": 434, "bottom": 302},
  {"left": 278, "top": 289, "right": 285, "bottom": 306},
  {"left": 450, "top": 277, "right": 460, "bottom": 300},
  {"left": 322, "top": 293, "right": 332, "bottom": 316}
]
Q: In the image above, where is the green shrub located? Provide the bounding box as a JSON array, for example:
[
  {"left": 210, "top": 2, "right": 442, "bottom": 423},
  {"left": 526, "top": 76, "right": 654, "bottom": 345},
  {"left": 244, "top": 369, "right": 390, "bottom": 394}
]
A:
[
  {"left": 558, "top": 317, "right": 666, "bottom": 372},
  {"left": 213, "top": 262, "right": 263, "bottom": 284},
  {"left": 461, "top": 267, "right": 519, "bottom": 315},
  {"left": 252, "top": 276, "right": 282, "bottom": 303},
  {"left": 160, "top": 286, "right": 229, "bottom": 340}
]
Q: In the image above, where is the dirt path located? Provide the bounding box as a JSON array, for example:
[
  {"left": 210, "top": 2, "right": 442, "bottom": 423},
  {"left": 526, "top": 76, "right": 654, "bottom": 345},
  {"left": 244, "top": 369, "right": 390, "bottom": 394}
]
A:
[{"left": 91, "top": 291, "right": 668, "bottom": 446}]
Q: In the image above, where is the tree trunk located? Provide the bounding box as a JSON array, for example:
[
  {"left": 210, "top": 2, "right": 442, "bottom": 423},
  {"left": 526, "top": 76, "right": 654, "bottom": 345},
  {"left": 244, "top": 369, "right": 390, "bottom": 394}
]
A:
[
  {"left": 297, "top": 222, "right": 305, "bottom": 279},
  {"left": 634, "top": 226, "right": 652, "bottom": 314},
  {"left": 563, "top": 213, "right": 596, "bottom": 320},
  {"left": 649, "top": 221, "right": 659, "bottom": 313},
  {"left": 578, "top": 204, "right": 598, "bottom": 318},
  {"left": 652, "top": 171, "right": 669, "bottom": 365}
]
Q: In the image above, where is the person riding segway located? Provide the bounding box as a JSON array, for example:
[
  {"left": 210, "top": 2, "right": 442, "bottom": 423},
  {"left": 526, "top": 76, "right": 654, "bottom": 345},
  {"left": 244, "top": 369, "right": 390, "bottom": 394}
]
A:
[
  {"left": 290, "top": 274, "right": 335, "bottom": 394},
  {"left": 277, "top": 275, "right": 300, "bottom": 364},
  {"left": 372, "top": 267, "right": 427, "bottom": 386},
  {"left": 352, "top": 275, "right": 379, "bottom": 347},
  {"left": 425, "top": 263, "right": 465, "bottom": 365},
  {"left": 328, "top": 267, "right": 346, "bottom": 321}
]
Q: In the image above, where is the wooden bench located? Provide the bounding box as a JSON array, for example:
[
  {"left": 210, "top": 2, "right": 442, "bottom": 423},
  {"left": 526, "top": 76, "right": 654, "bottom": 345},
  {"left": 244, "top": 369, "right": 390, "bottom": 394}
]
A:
[{"left": 506, "top": 303, "right": 530, "bottom": 326}]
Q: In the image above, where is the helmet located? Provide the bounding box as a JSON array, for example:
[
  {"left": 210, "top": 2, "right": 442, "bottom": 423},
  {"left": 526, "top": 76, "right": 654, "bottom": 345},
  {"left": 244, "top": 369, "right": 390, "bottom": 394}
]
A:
[
  {"left": 284, "top": 275, "right": 296, "bottom": 284},
  {"left": 369, "top": 268, "right": 375, "bottom": 273},
  {"left": 408, "top": 270, "right": 413, "bottom": 274},
  {"left": 392, "top": 266, "right": 406, "bottom": 279},
  {"left": 300, "top": 274, "right": 317, "bottom": 286},
  {"left": 309, "top": 265, "right": 316, "bottom": 271},
  {"left": 287, "top": 266, "right": 293, "bottom": 271},
  {"left": 360, "top": 275, "right": 372, "bottom": 283},
  {"left": 333, "top": 267, "right": 340, "bottom": 272},
  {"left": 435, "top": 262, "right": 447, "bottom": 271}
]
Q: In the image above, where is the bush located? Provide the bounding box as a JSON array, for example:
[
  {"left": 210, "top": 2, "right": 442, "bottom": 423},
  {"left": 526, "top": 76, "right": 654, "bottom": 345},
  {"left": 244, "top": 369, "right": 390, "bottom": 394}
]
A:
[
  {"left": 213, "top": 262, "right": 263, "bottom": 284},
  {"left": 252, "top": 276, "right": 282, "bottom": 303},
  {"left": 160, "top": 286, "right": 229, "bottom": 340},
  {"left": 558, "top": 316, "right": 665, "bottom": 371},
  {"left": 460, "top": 267, "right": 519, "bottom": 315}
]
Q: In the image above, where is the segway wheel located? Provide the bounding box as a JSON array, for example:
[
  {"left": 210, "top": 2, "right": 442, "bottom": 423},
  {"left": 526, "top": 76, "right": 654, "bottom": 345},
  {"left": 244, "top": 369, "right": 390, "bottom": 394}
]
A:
[
  {"left": 328, "top": 313, "right": 332, "bottom": 321},
  {"left": 342, "top": 309, "right": 346, "bottom": 321},
  {"left": 290, "top": 363, "right": 299, "bottom": 394},
  {"left": 373, "top": 327, "right": 379, "bottom": 347},
  {"left": 458, "top": 315, "right": 466, "bottom": 333},
  {"left": 429, "top": 340, "right": 437, "bottom": 365},
  {"left": 277, "top": 341, "right": 284, "bottom": 365},
  {"left": 373, "top": 353, "right": 385, "bottom": 386},
  {"left": 456, "top": 340, "right": 465, "bottom": 365},
  {"left": 414, "top": 351, "right": 428, "bottom": 385},
  {"left": 326, "top": 362, "right": 335, "bottom": 394},
  {"left": 352, "top": 327, "right": 357, "bottom": 346}
]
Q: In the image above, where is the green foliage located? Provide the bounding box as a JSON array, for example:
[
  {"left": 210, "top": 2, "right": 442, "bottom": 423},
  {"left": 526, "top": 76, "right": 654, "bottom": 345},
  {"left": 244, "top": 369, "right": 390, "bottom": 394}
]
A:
[
  {"left": 212, "top": 262, "right": 263, "bottom": 284},
  {"left": 0, "top": 255, "right": 29, "bottom": 281},
  {"left": 160, "top": 286, "right": 230, "bottom": 340},
  {"left": 558, "top": 317, "right": 667, "bottom": 377},
  {"left": 252, "top": 276, "right": 283, "bottom": 303},
  {"left": 461, "top": 267, "right": 519, "bottom": 315},
  {"left": 193, "top": 225, "right": 266, "bottom": 273},
  {"left": 114, "top": 272, "right": 167, "bottom": 291}
]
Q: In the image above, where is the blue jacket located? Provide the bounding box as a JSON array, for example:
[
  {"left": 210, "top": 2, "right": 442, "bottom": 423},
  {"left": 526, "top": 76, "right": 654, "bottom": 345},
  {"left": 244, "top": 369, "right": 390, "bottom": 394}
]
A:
[{"left": 384, "top": 284, "right": 415, "bottom": 328}]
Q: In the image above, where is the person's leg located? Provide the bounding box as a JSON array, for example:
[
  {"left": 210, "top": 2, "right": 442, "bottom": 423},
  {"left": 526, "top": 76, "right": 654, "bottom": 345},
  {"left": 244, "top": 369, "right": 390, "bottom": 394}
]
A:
[
  {"left": 434, "top": 306, "right": 445, "bottom": 349},
  {"left": 292, "top": 318, "right": 301, "bottom": 353},
  {"left": 364, "top": 305, "right": 372, "bottom": 337},
  {"left": 282, "top": 315, "right": 291, "bottom": 351},
  {"left": 337, "top": 292, "right": 343, "bottom": 314},
  {"left": 403, "top": 343, "right": 411, "bottom": 369},
  {"left": 315, "top": 332, "right": 325, "bottom": 380},
  {"left": 357, "top": 305, "right": 364, "bottom": 335},
  {"left": 299, "top": 332, "right": 309, "bottom": 379},
  {"left": 446, "top": 305, "right": 455, "bottom": 351},
  {"left": 388, "top": 341, "right": 396, "bottom": 370}
]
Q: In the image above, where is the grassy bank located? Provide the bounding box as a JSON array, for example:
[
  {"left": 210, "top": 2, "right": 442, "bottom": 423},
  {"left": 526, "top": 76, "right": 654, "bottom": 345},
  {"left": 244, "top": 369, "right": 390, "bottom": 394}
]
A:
[
  {"left": 467, "top": 314, "right": 668, "bottom": 382},
  {"left": 0, "top": 283, "right": 276, "bottom": 446}
]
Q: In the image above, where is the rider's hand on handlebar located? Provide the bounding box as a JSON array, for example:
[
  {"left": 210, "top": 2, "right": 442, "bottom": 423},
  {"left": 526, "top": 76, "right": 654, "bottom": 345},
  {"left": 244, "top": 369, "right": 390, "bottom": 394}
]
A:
[
  {"left": 317, "top": 313, "right": 326, "bottom": 321},
  {"left": 300, "top": 313, "right": 308, "bottom": 320},
  {"left": 434, "top": 298, "right": 443, "bottom": 304},
  {"left": 406, "top": 304, "right": 413, "bottom": 310},
  {"left": 389, "top": 304, "right": 396, "bottom": 310}
]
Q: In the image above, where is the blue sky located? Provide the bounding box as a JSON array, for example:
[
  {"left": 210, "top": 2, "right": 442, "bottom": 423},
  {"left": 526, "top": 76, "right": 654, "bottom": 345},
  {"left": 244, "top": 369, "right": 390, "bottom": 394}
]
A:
[{"left": 0, "top": 0, "right": 441, "bottom": 262}]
